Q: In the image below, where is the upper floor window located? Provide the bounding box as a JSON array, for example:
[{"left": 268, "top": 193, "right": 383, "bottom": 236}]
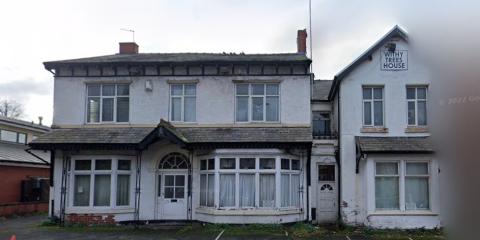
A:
[
  {"left": 87, "top": 84, "right": 129, "bottom": 123},
  {"left": 170, "top": 84, "right": 196, "bottom": 122},
  {"left": 407, "top": 86, "right": 427, "bottom": 126},
  {"left": 235, "top": 83, "right": 279, "bottom": 122},
  {"left": 362, "top": 86, "right": 384, "bottom": 127},
  {"left": 0, "top": 129, "right": 26, "bottom": 144},
  {"left": 312, "top": 112, "right": 331, "bottom": 137}
]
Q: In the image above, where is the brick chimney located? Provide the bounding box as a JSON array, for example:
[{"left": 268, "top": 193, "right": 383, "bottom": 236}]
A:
[
  {"left": 119, "top": 42, "right": 139, "bottom": 54},
  {"left": 297, "top": 29, "right": 307, "bottom": 54}
]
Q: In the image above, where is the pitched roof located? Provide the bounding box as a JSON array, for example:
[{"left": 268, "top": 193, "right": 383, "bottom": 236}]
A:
[
  {"left": 0, "top": 116, "right": 50, "bottom": 132},
  {"left": 311, "top": 80, "right": 333, "bottom": 101},
  {"left": 44, "top": 53, "right": 311, "bottom": 69},
  {"left": 0, "top": 143, "right": 50, "bottom": 166},
  {"left": 356, "top": 136, "right": 434, "bottom": 153},
  {"left": 329, "top": 25, "right": 408, "bottom": 99}
]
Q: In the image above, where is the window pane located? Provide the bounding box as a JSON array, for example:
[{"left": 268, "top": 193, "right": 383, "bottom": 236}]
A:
[
  {"left": 220, "top": 174, "right": 235, "bottom": 207},
  {"left": 117, "top": 84, "right": 129, "bottom": 96},
  {"left": 236, "top": 84, "right": 249, "bottom": 95},
  {"left": 252, "top": 97, "right": 264, "bottom": 121},
  {"left": 1, "top": 130, "right": 17, "bottom": 142},
  {"left": 184, "top": 84, "right": 196, "bottom": 95},
  {"left": 102, "top": 98, "right": 114, "bottom": 121},
  {"left": 200, "top": 174, "right": 206, "bottom": 206},
  {"left": 184, "top": 96, "right": 196, "bottom": 122},
  {"left": 266, "top": 96, "right": 279, "bottom": 121},
  {"left": 116, "top": 175, "right": 130, "bottom": 206},
  {"left": 281, "top": 174, "right": 290, "bottom": 207},
  {"left": 18, "top": 133, "right": 26, "bottom": 144},
  {"left": 95, "top": 159, "right": 111, "bottom": 170},
  {"left": 87, "top": 85, "right": 101, "bottom": 96},
  {"left": 373, "top": 88, "right": 383, "bottom": 99},
  {"left": 405, "top": 178, "right": 429, "bottom": 210},
  {"left": 87, "top": 97, "right": 100, "bottom": 122},
  {"left": 94, "top": 175, "right": 111, "bottom": 206},
  {"left": 164, "top": 187, "right": 174, "bottom": 198},
  {"left": 102, "top": 85, "right": 115, "bottom": 96},
  {"left": 266, "top": 84, "right": 279, "bottom": 95},
  {"left": 376, "top": 162, "right": 398, "bottom": 175},
  {"left": 118, "top": 160, "right": 131, "bottom": 170},
  {"left": 74, "top": 175, "right": 90, "bottom": 206},
  {"left": 281, "top": 159, "right": 290, "bottom": 170},
  {"left": 220, "top": 158, "right": 235, "bottom": 169},
  {"left": 318, "top": 165, "right": 335, "bottom": 181},
  {"left": 260, "top": 174, "right": 275, "bottom": 207},
  {"left": 373, "top": 101, "right": 383, "bottom": 126},
  {"left": 363, "top": 88, "right": 372, "bottom": 99},
  {"left": 75, "top": 160, "right": 91, "bottom": 170},
  {"left": 200, "top": 160, "right": 207, "bottom": 170},
  {"left": 375, "top": 177, "right": 399, "bottom": 210},
  {"left": 291, "top": 174, "right": 300, "bottom": 207},
  {"left": 418, "top": 101, "right": 427, "bottom": 125},
  {"left": 236, "top": 96, "right": 249, "bottom": 122},
  {"left": 208, "top": 159, "right": 215, "bottom": 170},
  {"left": 171, "top": 85, "right": 183, "bottom": 96},
  {"left": 240, "top": 174, "right": 255, "bottom": 207},
  {"left": 117, "top": 97, "right": 129, "bottom": 122},
  {"left": 406, "top": 162, "right": 429, "bottom": 175},
  {"left": 408, "top": 101, "right": 416, "bottom": 125},
  {"left": 165, "top": 175, "right": 174, "bottom": 186},
  {"left": 175, "top": 187, "right": 185, "bottom": 198},
  {"left": 240, "top": 158, "right": 255, "bottom": 169},
  {"left": 292, "top": 160, "right": 300, "bottom": 170},
  {"left": 207, "top": 174, "right": 215, "bottom": 207},
  {"left": 417, "top": 87, "right": 427, "bottom": 99},
  {"left": 363, "top": 102, "right": 371, "bottom": 125},
  {"left": 260, "top": 158, "right": 275, "bottom": 169},
  {"left": 407, "top": 88, "right": 416, "bottom": 100},
  {"left": 252, "top": 84, "right": 264, "bottom": 95},
  {"left": 171, "top": 97, "right": 182, "bottom": 121},
  {"left": 175, "top": 175, "right": 185, "bottom": 186}
]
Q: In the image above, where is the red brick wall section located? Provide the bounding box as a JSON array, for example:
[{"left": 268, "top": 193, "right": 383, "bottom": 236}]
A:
[
  {"left": 0, "top": 202, "right": 48, "bottom": 217},
  {"left": 0, "top": 165, "right": 49, "bottom": 203},
  {"left": 67, "top": 214, "right": 116, "bottom": 225}
]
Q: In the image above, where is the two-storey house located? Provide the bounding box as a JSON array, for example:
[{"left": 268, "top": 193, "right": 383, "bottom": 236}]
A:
[{"left": 31, "top": 30, "right": 313, "bottom": 224}]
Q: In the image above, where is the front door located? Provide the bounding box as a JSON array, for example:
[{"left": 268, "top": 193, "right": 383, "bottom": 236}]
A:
[
  {"left": 158, "top": 173, "right": 188, "bottom": 220},
  {"left": 316, "top": 164, "right": 338, "bottom": 223}
]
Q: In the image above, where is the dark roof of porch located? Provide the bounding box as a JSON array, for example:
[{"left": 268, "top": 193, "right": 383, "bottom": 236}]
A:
[{"left": 356, "top": 136, "right": 434, "bottom": 153}]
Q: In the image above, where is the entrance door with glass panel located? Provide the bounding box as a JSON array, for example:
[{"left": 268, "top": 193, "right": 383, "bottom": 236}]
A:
[
  {"left": 316, "top": 164, "right": 337, "bottom": 223},
  {"left": 158, "top": 173, "right": 188, "bottom": 220}
]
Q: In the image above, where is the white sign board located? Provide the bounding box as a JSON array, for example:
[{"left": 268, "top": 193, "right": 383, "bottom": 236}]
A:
[{"left": 381, "top": 50, "right": 408, "bottom": 71}]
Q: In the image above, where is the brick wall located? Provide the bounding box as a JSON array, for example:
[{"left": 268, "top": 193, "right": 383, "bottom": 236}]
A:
[
  {"left": 67, "top": 214, "right": 116, "bottom": 225},
  {"left": 0, "top": 202, "right": 48, "bottom": 216},
  {"left": 0, "top": 165, "right": 49, "bottom": 203}
]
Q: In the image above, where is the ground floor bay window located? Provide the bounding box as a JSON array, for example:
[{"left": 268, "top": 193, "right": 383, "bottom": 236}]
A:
[{"left": 199, "top": 155, "right": 302, "bottom": 211}]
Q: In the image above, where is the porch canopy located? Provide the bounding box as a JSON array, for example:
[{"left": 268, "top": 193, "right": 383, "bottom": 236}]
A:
[
  {"left": 355, "top": 136, "right": 434, "bottom": 173},
  {"left": 29, "top": 120, "right": 312, "bottom": 151}
]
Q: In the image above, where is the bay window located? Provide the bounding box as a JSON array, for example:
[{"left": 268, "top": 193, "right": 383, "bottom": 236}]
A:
[
  {"left": 87, "top": 84, "right": 130, "bottom": 123},
  {"left": 72, "top": 157, "right": 132, "bottom": 208},
  {"left": 407, "top": 86, "right": 427, "bottom": 126},
  {"left": 200, "top": 159, "right": 215, "bottom": 207},
  {"left": 235, "top": 83, "right": 280, "bottom": 122},
  {"left": 363, "top": 86, "right": 384, "bottom": 126},
  {"left": 375, "top": 161, "right": 430, "bottom": 211},
  {"left": 170, "top": 84, "right": 196, "bottom": 122},
  {"left": 280, "top": 159, "right": 301, "bottom": 207}
]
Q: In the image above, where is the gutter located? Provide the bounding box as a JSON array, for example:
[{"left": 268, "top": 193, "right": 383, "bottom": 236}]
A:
[{"left": 25, "top": 148, "right": 50, "bottom": 165}]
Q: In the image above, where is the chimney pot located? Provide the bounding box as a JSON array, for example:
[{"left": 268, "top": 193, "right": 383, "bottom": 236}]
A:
[
  {"left": 119, "top": 42, "right": 139, "bottom": 54},
  {"left": 38, "top": 116, "right": 43, "bottom": 125},
  {"left": 297, "top": 29, "right": 308, "bottom": 54}
]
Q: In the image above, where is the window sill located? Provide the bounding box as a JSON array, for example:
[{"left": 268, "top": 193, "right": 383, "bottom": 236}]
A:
[
  {"left": 405, "top": 126, "right": 429, "bottom": 133},
  {"left": 368, "top": 210, "right": 438, "bottom": 216},
  {"left": 360, "top": 127, "right": 389, "bottom": 133},
  {"left": 196, "top": 207, "right": 301, "bottom": 216},
  {"left": 66, "top": 207, "right": 135, "bottom": 214}
]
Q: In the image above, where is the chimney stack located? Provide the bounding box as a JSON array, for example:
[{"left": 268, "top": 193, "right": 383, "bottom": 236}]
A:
[
  {"left": 38, "top": 116, "right": 43, "bottom": 126},
  {"left": 297, "top": 29, "right": 308, "bottom": 54},
  {"left": 119, "top": 42, "right": 139, "bottom": 54}
]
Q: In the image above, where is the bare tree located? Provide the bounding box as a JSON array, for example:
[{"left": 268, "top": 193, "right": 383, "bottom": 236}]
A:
[{"left": 0, "top": 99, "right": 24, "bottom": 119}]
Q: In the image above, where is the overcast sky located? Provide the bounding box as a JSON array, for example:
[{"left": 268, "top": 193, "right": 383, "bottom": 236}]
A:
[{"left": 0, "top": 0, "right": 476, "bottom": 125}]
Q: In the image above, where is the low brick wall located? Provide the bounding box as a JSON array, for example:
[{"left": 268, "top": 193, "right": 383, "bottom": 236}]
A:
[
  {"left": 0, "top": 201, "right": 48, "bottom": 217},
  {"left": 67, "top": 214, "right": 115, "bottom": 225}
]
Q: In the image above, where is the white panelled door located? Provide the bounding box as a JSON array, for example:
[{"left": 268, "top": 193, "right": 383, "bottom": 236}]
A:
[
  {"left": 158, "top": 172, "right": 188, "bottom": 220},
  {"left": 316, "top": 164, "right": 338, "bottom": 223}
]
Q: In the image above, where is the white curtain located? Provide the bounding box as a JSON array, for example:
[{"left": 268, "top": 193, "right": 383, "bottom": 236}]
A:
[
  {"left": 207, "top": 174, "right": 215, "bottom": 207},
  {"left": 200, "top": 174, "right": 206, "bottom": 206},
  {"left": 375, "top": 177, "right": 399, "bottom": 209},
  {"left": 260, "top": 174, "right": 275, "bottom": 207},
  {"left": 239, "top": 174, "right": 255, "bottom": 207},
  {"left": 94, "top": 175, "right": 111, "bottom": 206},
  {"left": 220, "top": 174, "right": 235, "bottom": 207},
  {"left": 184, "top": 96, "right": 196, "bottom": 122},
  {"left": 74, "top": 175, "right": 90, "bottom": 206},
  {"left": 116, "top": 175, "right": 130, "bottom": 206},
  {"left": 291, "top": 174, "right": 300, "bottom": 207},
  {"left": 405, "top": 178, "right": 429, "bottom": 210},
  {"left": 281, "top": 174, "right": 290, "bottom": 207}
]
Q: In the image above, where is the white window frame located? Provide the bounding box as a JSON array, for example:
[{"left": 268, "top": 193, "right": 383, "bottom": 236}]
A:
[
  {"left": 374, "top": 160, "right": 431, "bottom": 212},
  {"left": 69, "top": 156, "right": 135, "bottom": 210},
  {"left": 280, "top": 159, "right": 301, "bottom": 208},
  {"left": 406, "top": 86, "right": 428, "bottom": 126},
  {"left": 362, "top": 86, "right": 384, "bottom": 127},
  {"left": 85, "top": 84, "right": 130, "bottom": 124},
  {"left": 199, "top": 158, "right": 215, "bottom": 207},
  {"left": 234, "top": 83, "right": 280, "bottom": 123},
  {"left": 169, "top": 84, "right": 197, "bottom": 123},
  {"left": 0, "top": 129, "right": 27, "bottom": 144}
]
